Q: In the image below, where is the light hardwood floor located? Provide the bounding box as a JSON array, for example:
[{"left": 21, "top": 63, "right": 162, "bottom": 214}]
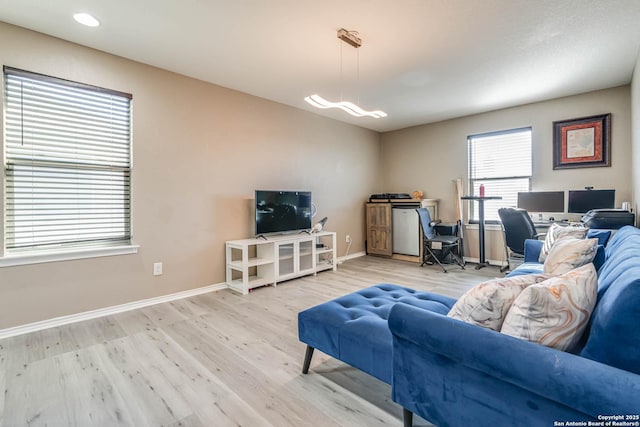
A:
[{"left": 0, "top": 256, "right": 500, "bottom": 427}]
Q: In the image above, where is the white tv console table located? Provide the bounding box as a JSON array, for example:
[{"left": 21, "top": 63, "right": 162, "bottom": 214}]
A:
[{"left": 225, "top": 231, "right": 337, "bottom": 294}]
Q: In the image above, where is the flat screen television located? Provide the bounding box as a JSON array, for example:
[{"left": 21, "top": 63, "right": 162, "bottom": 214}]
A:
[
  {"left": 517, "top": 191, "right": 565, "bottom": 213},
  {"left": 567, "top": 189, "right": 615, "bottom": 213},
  {"left": 255, "top": 190, "right": 312, "bottom": 235}
]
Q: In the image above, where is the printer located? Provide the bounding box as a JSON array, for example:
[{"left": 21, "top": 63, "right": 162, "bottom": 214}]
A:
[
  {"left": 580, "top": 209, "right": 635, "bottom": 229},
  {"left": 369, "top": 193, "right": 412, "bottom": 202}
]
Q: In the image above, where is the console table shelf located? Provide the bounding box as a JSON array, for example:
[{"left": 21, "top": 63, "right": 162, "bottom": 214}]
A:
[{"left": 225, "top": 231, "right": 337, "bottom": 294}]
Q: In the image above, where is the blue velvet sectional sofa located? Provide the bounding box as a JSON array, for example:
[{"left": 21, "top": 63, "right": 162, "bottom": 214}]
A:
[
  {"left": 299, "top": 225, "right": 640, "bottom": 427},
  {"left": 390, "top": 225, "right": 640, "bottom": 426}
]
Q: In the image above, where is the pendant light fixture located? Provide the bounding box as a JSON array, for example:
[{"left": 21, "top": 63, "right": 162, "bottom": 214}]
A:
[
  {"left": 305, "top": 29, "right": 387, "bottom": 119},
  {"left": 73, "top": 12, "right": 101, "bottom": 27}
]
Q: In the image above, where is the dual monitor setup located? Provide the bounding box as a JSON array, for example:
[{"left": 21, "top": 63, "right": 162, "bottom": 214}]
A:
[{"left": 517, "top": 189, "right": 616, "bottom": 219}]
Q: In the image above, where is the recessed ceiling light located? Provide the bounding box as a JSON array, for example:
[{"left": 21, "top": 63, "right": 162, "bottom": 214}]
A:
[{"left": 73, "top": 12, "right": 100, "bottom": 27}]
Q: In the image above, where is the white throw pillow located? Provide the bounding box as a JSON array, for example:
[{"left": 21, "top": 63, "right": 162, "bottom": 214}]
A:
[
  {"left": 539, "top": 223, "right": 588, "bottom": 262},
  {"left": 501, "top": 263, "right": 597, "bottom": 351},
  {"left": 447, "top": 274, "right": 550, "bottom": 331},
  {"left": 543, "top": 237, "right": 597, "bottom": 276}
]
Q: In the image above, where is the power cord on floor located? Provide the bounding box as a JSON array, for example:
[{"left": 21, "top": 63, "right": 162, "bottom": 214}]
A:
[{"left": 338, "top": 236, "right": 352, "bottom": 265}]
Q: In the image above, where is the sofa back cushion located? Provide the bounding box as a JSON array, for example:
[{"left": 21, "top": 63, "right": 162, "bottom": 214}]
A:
[
  {"left": 579, "top": 226, "right": 640, "bottom": 375},
  {"left": 587, "top": 228, "right": 611, "bottom": 247}
]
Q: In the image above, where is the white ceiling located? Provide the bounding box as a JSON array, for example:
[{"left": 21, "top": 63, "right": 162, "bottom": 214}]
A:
[{"left": 1, "top": 0, "right": 640, "bottom": 132}]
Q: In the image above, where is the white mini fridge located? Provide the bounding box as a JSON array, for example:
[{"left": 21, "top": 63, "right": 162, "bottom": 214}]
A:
[{"left": 392, "top": 206, "right": 420, "bottom": 256}]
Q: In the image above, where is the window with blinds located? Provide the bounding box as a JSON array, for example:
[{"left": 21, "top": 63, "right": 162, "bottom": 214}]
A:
[
  {"left": 468, "top": 128, "right": 532, "bottom": 222},
  {"left": 3, "top": 67, "right": 132, "bottom": 252}
]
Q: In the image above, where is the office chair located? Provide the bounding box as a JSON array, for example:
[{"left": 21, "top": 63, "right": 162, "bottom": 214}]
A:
[
  {"left": 416, "top": 208, "right": 465, "bottom": 273},
  {"left": 497, "top": 207, "right": 544, "bottom": 272}
]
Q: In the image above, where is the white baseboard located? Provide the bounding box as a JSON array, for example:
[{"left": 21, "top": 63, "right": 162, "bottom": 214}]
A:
[
  {"left": 338, "top": 251, "right": 366, "bottom": 264},
  {"left": 0, "top": 282, "right": 228, "bottom": 340},
  {"left": 1, "top": 251, "right": 368, "bottom": 340}
]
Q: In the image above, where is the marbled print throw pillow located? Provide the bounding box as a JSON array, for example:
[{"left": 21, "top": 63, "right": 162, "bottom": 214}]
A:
[
  {"left": 543, "top": 237, "right": 597, "bottom": 276},
  {"left": 501, "top": 263, "right": 597, "bottom": 351},
  {"left": 447, "top": 274, "right": 551, "bottom": 331},
  {"left": 539, "top": 223, "right": 588, "bottom": 263}
]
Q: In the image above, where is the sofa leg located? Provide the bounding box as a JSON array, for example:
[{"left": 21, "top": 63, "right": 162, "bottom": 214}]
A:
[
  {"left": 302, "top": 345, "right": 314, "bottom": 374},
  {"left": 403, "top": 408, "right": 413, "bottom": 427}
]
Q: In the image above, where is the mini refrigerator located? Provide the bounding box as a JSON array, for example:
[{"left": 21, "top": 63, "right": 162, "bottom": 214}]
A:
[{"left": 392, "top": 206, "right": 420, "bottom": 256}]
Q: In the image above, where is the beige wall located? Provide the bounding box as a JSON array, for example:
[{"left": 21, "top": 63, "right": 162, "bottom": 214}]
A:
[
  {"left": 381, "top": 86, "right": 633, "bottom": 261},
  {"left": 632, "top": 51, "right": 640, "bottom": 224},
  {"left": 0, "top": 23, "right": 381, "bottom": 329},
  {"left": 0, "top": 20, "right": 636, "bottom": 330}
]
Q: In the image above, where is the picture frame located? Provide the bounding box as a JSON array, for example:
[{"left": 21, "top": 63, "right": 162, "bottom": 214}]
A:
[{"left": 553, "top": 113, "right": 611, "bottom": 169}]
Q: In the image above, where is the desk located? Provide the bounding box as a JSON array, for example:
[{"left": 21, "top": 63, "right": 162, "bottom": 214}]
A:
[
  {"left": 533, "top": 219, "right": 572, "bottom": 233},
  {"left": 533, "top": 221, "right": 553, "bottom": 234},
  {"left": 461, "top": 195, "right": 502, "bottom": 269}
]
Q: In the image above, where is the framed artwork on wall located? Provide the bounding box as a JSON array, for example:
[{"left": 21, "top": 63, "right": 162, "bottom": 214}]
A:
[{"left": 552, "top": 113, "right": 611, "bottom": 169}]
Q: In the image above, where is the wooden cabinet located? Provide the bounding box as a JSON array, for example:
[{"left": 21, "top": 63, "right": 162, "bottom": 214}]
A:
[
  {"left": 366, "top": 199, "right": 439, "bottom": 260},
  {"left": 366, "top": 203, "right": 392, "bottom": 256}
]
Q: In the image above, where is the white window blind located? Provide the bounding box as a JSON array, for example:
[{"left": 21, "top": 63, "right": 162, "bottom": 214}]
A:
[
  {"left": 3, "top": 67, "right": 132, "bottom": 251},
  {"left": 468, "top": 128, "right": 532, "bottom": 222}
]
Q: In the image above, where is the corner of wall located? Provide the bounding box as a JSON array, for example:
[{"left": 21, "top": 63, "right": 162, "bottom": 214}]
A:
[{"left": 631, "top": 47, "right": 640, "bottom": 225}]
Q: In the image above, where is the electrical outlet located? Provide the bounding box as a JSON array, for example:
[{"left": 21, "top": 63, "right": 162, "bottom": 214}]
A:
[
  {"left": 153, "top": 262, "right": 163, "bottom": 276},
  {"left": 346, "top": 234, "right": 352, "bottom": 243}
]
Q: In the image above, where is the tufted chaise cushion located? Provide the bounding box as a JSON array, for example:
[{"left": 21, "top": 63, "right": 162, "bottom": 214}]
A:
[{"left": 298, "top": 283, "right": 455, "bottom": 384}]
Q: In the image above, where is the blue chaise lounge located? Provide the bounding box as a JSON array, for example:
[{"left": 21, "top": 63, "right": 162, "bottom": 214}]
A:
[{"left": 299, "top": 225, "right": 640, "bottom": 426}]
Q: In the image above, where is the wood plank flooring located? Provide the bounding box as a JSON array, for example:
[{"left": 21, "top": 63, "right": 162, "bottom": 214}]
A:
[{"left": 0, "top": 256, "right": 500, "bottom": 427}]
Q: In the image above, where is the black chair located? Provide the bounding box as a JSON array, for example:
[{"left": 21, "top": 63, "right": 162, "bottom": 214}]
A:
[
  {"left": 497, "top": 207, "right": 544, "bottom": 272},
  {"left": 416, "top": 208, "right": 465, "bottom": 273}
]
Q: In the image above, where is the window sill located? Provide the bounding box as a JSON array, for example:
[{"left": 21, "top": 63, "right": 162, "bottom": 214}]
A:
[
  {"left": 465, "top": 223, "right": 503, "bottom": 231},
  {"left": 0, "top": 245, "right": 139, "bottom": 267}
]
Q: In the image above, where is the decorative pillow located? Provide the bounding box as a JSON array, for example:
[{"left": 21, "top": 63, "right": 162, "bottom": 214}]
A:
[
  {"left": 501, "top": 263, "right": 597, "bottom": 351},
  {"left": 447, "top": 274, "right": 550, "bottom": 331},
  {"left": 539, "top": 223, "right": 588, "bottom": 262},
  {"left": 587, "top": 229, "right": 611, "bottom": 247},
  {"left": 543, "top": 237, "right": 597, "bottom": 275}
]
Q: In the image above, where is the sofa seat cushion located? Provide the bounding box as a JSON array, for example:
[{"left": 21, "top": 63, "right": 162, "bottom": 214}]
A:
[
  {"left": 506, "top": 262, "right": 544, "bottom": 277},
  {"left": 298, "top": 283, "right": 455, "bottom": 384},
  {"left": 510, "top": 242, "right": 606, "bottom": 278}
]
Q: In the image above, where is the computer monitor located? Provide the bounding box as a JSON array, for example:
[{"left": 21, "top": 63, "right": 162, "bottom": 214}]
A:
[
  {"left": 567, "top": 189, "right": 615, "bottom": 213},
  {"left": 517, "top": 191, "right": 565, "bottom": 213}
]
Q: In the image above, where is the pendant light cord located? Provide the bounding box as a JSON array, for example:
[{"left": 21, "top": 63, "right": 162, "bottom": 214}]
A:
[
  {"left": 357, "top": 47, "right": 360, "bottom": 107},
  {"left": 339, "top": 39, "right": 343, "bottom": 102}
]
